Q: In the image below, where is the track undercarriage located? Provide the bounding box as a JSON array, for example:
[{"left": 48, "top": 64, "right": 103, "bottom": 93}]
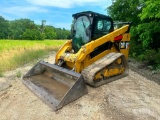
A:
[{"left": 82, "top": 52, "right": 129, "bottom": 87}]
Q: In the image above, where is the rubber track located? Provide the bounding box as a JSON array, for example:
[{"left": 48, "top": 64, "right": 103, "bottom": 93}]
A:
[{"left": 81, "top": 52, "right": 129, "bottom": 87}]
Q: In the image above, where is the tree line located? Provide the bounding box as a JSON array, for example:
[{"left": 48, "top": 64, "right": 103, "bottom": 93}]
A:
[
  {"left": 107, "top": 0, "right": 160, "bottom": 69},
  {"left": 0, "top": 16, "right": 71, "bottom": 40}
]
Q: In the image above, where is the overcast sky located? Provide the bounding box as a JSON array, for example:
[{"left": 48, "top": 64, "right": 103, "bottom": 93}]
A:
[{"left": 0, "top": 0, "right": 112, "bottom": 29}]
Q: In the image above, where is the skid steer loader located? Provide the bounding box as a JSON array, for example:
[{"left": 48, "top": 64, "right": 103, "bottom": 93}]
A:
[{"left": 22, "top": 11, "right": 131, "bottom": 111}]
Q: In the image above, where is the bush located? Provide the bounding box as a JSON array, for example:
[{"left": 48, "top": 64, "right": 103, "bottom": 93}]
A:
[{"left": 143, "top": 49, "right": 160, "bottom": 69}]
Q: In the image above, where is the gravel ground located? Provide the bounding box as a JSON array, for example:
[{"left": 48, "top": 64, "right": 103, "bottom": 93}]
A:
[{"left": 0, "top": 52, "right": 160, "bottom": 120}]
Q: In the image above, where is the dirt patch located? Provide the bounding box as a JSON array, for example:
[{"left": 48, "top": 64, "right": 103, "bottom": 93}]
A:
[
  {"left": 129, "top": 58, "right": 160, "bottom": 85},
  {"left": 0, "top": 52, "right": 160, "bottom": 120}
]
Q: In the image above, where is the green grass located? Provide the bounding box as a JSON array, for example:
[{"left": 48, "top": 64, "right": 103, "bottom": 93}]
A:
[
  {"left": 0, "top": 40, "right": 66, "bottom": 75},
  {"left": 0, "top": 72, "right": 4, "bottom": 77},
  {"left": 16, "top": 71, "right": 22, "bottom": 78},
  {"left": 0, "top": 40, "right": 65, "bottom": 54}
]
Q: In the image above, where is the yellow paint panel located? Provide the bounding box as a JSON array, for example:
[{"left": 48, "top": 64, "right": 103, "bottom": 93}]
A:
[{"left": 55, "top": 25, "right": 130, "bottom": 73}]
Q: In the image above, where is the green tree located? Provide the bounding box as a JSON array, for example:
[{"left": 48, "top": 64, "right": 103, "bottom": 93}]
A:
[
  {"left": 39, "top": 20, "right": 46, "bottom": 34},
  {"left": 107, "top": 0, "right": 143, "bottom": 25},
  {"left": 0, "top": 15, "right": 71, "bottom": 40},
  {"left": 0, "top": 16, "right": 9, "bottom": 39},
  {"left": 22, "top": 29, "right": 45, "bottom": 40},
  {"left": 44, "top": 26, "right": 57, "bottom": 39},
  {"left": 55, "top": 28, "right": 71, "bottom": 39},
  {"left": 136, "top": 0, "right": 160, "bottom": 67},
  {"left": 107, "top": 0, "right": 160, "bottom": 68},
  {"left": 107, "top": 0, "right": 144, "bottom": 57},
  {"left": 138, "top": 0, "right": 160, "bottom": 50},
  {"left": 9, "top": 19, "right": 36, "bottom": 39}
]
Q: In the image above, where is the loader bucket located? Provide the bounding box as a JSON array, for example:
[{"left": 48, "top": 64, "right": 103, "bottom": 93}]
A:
[{"left": 22, "top": 60, "right": 88, "bottom": 111}]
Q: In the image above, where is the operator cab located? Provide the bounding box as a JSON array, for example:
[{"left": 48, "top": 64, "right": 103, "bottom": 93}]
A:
[{"left": 72, "top": 11, "right": 114, "bottom": 52}]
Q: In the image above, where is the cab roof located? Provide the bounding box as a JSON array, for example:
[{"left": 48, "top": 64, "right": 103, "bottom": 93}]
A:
[{"left": 72, "top": 11, "right": 112, "bottom": 20}]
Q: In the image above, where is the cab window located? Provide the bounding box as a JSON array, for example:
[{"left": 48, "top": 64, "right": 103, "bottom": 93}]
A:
[{"left": 95, "top": 19, "right": 111, "bottom": 33}]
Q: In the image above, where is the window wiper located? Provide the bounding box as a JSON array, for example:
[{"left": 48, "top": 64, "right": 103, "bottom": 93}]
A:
[
  {"left": 81, "top": 18, "right": 86, "bottom": 29},
  {"left": 82, "top": 18, "right": 89, "bottom": 36}
]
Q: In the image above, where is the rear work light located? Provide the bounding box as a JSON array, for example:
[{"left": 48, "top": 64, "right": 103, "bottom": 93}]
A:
[{"left": 114, "top": 35, "right": 123, "bottom": 42}]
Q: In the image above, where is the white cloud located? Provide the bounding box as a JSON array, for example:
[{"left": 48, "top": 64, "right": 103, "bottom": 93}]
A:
[
  {"left": 26, "top": 0, "right": 111, "bottom": 8},
  {"left": 0, "top": 6, "right": 48, "bottom": 17},
  {"left": 2, "top": 6, "right": 47, "bottom": 14}
]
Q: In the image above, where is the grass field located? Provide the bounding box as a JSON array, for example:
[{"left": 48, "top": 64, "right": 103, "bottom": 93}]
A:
[{"left": 0, "top": 40, "right": 66, "bottom": 76}]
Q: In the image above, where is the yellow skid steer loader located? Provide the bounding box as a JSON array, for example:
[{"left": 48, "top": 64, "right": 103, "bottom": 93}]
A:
[{"left": 22, "top": 11, "right": 131, "bottom": 111}]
